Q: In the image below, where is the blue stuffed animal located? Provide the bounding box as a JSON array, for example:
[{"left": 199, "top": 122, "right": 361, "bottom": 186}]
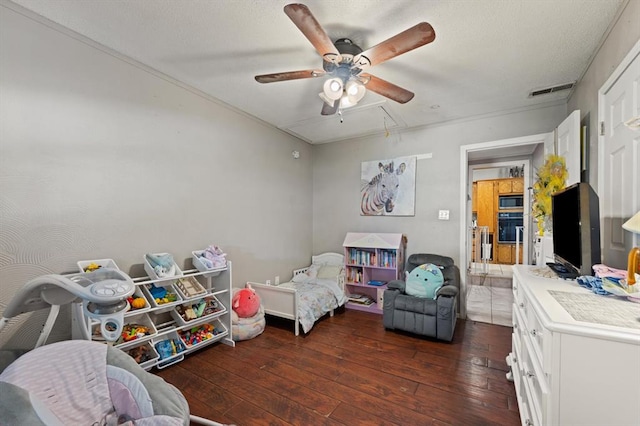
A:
[{"left": 405, "top": 263, "right": 444, "bottom": 299}]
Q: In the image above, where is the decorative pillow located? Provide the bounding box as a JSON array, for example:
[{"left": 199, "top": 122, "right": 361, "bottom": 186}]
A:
[
  {"left": 316, "top": 265, "right": 342, "bottom": 279},
  {"left": 405, "top": 263, "right": 444, "bottom": 299}
]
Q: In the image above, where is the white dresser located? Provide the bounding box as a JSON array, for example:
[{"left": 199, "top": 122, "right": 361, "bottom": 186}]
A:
[{"left": 509, "top": 265, "right": 640, "bottom": 426}]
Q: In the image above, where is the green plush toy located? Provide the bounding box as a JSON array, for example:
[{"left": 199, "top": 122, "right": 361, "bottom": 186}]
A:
[{"left": 405, "top": 263, "right": 444, "bottom": 299}]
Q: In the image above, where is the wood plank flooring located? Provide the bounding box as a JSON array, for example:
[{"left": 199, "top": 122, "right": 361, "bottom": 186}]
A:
[{"left": 155, "top": 309, "right": 520, "bottom": 426}]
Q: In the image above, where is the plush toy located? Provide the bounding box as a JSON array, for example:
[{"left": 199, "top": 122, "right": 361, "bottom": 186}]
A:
[
  {"left": 405, "top": 263, "right": 444, "bottom": 299},
  {"left": 232, "top": 283, "right": 261, "bottom": 318}
]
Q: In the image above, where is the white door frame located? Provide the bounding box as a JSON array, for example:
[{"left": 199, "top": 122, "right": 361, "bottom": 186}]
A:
[{"left": 459, "top": 133, "right": 546, "bottom": 318}]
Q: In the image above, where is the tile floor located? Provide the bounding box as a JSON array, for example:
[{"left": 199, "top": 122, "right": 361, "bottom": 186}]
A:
[{"left": 466, "top": 263, "right": 514, "bottom": 327}]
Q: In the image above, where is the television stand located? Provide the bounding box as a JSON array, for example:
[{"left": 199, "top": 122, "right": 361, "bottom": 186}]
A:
[{"left": 546, "top": 262, "right": 579, "bottom": 280}]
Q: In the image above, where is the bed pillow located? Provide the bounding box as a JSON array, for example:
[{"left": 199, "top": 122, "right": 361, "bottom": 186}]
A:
[
  {"left": 316, "top": 265, "right": 342, "bottom": 279},
  {"left": 405, "top": 263, "right": 444, "bottom": 299}
]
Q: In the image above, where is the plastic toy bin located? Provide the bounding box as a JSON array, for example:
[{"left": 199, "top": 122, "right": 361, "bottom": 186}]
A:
[
  {"left": 170, "top": 295, "right": 226, "bottom": 327},
  {"left": 141, "top": 282, "right": 183, "bottom": 309},
  {"left": 191, "top": 251, "right": 226, "bottom": 277},
  {"left": 114, "top": 312, "right": 157, "bottom": 348},
  {"left": 123, "top": 341, "right": 159, "bottom": 371},
  {"left": 173, "top": 276, "right": 207, "bottom": 300},
  {"left": 143, "top": 253, "right": 183, "bottom": 280},
  {"left": 152, "top": 331, "right": 186, "bottom": 369},
  {"left": 177, "top": 319, "right": 228, "bottom": 350},
  {"left": 125, "top": 287, "right": 151, "bottom": 314}
]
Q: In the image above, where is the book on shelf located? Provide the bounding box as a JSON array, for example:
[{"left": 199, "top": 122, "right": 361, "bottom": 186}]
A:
[{"left": 348, "top": 294, "right": 374, "bottom": 305}]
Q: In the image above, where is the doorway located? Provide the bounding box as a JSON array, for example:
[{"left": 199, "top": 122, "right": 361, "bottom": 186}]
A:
[
  {"left": 458, "top": 134, "right": 545, "bottom": 321},
  {"left": 466, "top": 159, "right": 532, "bottom": 326}
]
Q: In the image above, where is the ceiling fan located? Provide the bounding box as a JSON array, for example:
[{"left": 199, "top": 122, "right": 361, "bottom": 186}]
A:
[{"left": 254, "top": 3, "right": 436, "bottom": 116}]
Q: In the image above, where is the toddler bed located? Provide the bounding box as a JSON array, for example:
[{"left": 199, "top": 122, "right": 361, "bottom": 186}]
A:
[{"left": 249, "top": 253, "right": 346, "bottom": 335}]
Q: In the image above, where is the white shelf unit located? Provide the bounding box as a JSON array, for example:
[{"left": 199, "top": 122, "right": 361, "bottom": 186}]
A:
[
  {"left": 75, "top": 261, "right": 235, "bottom": 370},
  {"left": 342, "top": 233, "right": 407, "bottom": 315}
]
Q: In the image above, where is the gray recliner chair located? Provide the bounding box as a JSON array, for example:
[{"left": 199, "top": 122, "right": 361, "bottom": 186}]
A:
[{"left": 383, "top": 254, "right": 460, "bottom": 342}]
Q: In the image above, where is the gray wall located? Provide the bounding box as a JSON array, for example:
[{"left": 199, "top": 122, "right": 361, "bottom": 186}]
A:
[
  {"left": 0, "top": 5, "right": 312, "bottom": 347},
  {"left": 568, "top": 0, "right": 640, "bottom": 187},
  {"left": 312, "top": 104, "right": 566, "bottom": 263}
]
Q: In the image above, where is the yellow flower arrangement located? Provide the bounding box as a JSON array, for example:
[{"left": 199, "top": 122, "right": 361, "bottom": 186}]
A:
[{"left": 532, "top": 154, "right": 567, "bottom": 235}]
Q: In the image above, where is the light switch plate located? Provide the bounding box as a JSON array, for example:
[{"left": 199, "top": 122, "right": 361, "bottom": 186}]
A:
[{"left": 438, "top": 210, "right": 450, "bottom": 220}]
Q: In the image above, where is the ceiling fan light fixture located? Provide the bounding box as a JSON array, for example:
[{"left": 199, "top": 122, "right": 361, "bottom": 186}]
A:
[
  {"left": 339, "top": 95, "right": 357, "bottom": 109},
  {"left": 323, "top": 78, "right": 343, "bottom": 100},
  {"left": 345, "top": 79, "right": 366, "bottom": 103}
]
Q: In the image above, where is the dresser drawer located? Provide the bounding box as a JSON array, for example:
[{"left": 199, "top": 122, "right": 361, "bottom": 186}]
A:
[
  {"left": 522, "top": 330, "right": 549, "bottom": 426},
  {"left": 512, "top": 275, "right": 526, "bottom": 308},
  {"left": 526, "top": 304, "right": 549, "bottom": 372},
  {"left": 512, "top": 304, "right": 526, "bottom": 356}
]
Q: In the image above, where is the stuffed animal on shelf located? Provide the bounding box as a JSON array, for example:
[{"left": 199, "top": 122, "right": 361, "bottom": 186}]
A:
[{"left": 232, "top": 283, "right": 261, "bottom": 318}]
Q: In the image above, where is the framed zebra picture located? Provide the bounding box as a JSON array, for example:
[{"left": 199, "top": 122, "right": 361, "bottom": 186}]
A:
[{"left": 361, "top": 156, "right": 416, "bottom": 216}]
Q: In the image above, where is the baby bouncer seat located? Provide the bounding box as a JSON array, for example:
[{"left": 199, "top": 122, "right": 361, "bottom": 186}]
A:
[
  {"left": 0, "top": 271, "right": 228, "bottom": 426},
  {"left": 0, "top": 340, "right": 189, "bottom": 425}
]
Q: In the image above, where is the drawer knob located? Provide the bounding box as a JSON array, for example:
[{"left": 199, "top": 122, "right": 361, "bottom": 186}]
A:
[
  {"left": 526, "top": 371, "right": 535, "bottom": 378},
  {"left": 531, "top": 329, "right": 538, "bottom": 336}
]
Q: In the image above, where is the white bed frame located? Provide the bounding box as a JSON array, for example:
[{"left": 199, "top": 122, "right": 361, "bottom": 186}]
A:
[{"left": 249, "top": 252, "right": 345, "bottom": 336}]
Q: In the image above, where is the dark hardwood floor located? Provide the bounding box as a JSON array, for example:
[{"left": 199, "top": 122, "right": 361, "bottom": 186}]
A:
[{"left": 155, "top": 309, "right": 520, "bottom": 426}]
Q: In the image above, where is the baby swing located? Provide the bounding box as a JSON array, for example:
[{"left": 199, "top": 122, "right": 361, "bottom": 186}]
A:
[{"left": 0, "top": 269, "right": 228, "bottom": 426}]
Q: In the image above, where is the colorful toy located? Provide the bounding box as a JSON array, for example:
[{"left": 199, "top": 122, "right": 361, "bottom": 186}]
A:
[
  {"left": 232, "top": 283, "right": 260, "bottom": 318},
  {"left": 83, "top": 262, "right": 102, "bottom": 272},
  {"left": 405, "top": 263, "right": 444, "bottom": 299},
  {"left": 129, "top": 297, "right": 146, "bottom": 309},
  {"left": 119, "top": 323, "right": 150, "bottom": 343},
  {"left": 178, "top": 323, "right": 220, "bottom": 347}
]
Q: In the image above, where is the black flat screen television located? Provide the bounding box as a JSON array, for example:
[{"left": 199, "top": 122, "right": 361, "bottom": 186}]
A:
[{"left": 551, "top": 182, "right": 601, "bottom": 277}]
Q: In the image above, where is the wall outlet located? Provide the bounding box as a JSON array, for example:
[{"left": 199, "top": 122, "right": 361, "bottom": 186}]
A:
[
  {"left": 266, "top": 279, "right": 271, "bottom": 286},
  {"left": 438, "top": 210, "right": 450, "bottom": 220},
  {"left": 275, "top": 276, "right": 280, "bottom": 285}
]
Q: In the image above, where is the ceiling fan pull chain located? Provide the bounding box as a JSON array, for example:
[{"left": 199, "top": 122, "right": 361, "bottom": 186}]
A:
[{"left": 338, "top": 109, "right": 344, "bottom": 123}]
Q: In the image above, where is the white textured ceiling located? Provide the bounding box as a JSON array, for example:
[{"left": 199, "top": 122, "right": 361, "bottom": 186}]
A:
[{"left": 8, "top": 0, "right": 625, "bottom": 144}]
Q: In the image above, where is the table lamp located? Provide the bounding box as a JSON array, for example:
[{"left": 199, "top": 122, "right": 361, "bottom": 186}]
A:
[{"left": 622, "top": 210, "right": 640, "bottom": 287}]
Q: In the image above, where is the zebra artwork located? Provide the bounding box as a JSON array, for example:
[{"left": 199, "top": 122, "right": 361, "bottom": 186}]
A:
[{"left": 361, "top": 161, "right": 407, "bottom": 215}]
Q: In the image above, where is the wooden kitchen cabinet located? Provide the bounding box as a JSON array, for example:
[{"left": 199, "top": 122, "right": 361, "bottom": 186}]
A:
[
  {"left": 497, "top": 177, "right": 524, "bottom": 194},
  {"left": 477, "top": 180, "right": 495, "bottom": 233},
  {"left": 472, "top": 182, "right": 478, "bottom": 212},
  {"left": 496, "top": 243, "right": 523, "bottom": 264}
]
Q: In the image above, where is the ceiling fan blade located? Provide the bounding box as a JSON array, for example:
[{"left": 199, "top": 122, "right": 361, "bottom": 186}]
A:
[
  {"left": 354, "top": 22, "right": 435, "bottom": 69},
  {"left": 321, "top": 100, "right": 339, "bottom": 116},
  {"left": 360, "top": 73, "right": 415, "bottom": 104},
  {"left": 284, "top": 3, "right": 342, "bottom": 63},
  {"left": 255, "top": 69, "right": 325, "bottom": 83}
]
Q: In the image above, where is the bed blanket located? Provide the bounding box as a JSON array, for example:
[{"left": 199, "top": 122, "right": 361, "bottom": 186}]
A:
[{"left": 282, "top": 278, "right": 347, "bottom": 333}]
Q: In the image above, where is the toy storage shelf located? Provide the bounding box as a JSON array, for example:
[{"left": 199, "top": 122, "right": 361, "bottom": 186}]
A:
[
  {"left": 343, "top": 233, "right": 407, "bottom": 315},
  {"left": 77, "top": 261, "right": 235, "bottom": 370}
]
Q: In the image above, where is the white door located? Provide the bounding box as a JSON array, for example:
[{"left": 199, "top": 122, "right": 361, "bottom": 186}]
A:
[
  {"left": 556, "top": 110, "right": 581, "bottom": 186},
  {"left": 536, "top": 111, "right": 581, "bottom": 265},
  {"left": 599, "top": 43, "right": 640, "bottom": 269}
]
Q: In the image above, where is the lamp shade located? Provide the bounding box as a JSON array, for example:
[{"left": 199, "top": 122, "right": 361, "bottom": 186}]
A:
[
  {"left": 323, "top": 78, "right": 343, "bottom": 101},
  {"left": 622, "top": 211, "right": 640, "bottom": 234},
  {"left": 344, "top": 79, "right": 366, "bottom": 104}
]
